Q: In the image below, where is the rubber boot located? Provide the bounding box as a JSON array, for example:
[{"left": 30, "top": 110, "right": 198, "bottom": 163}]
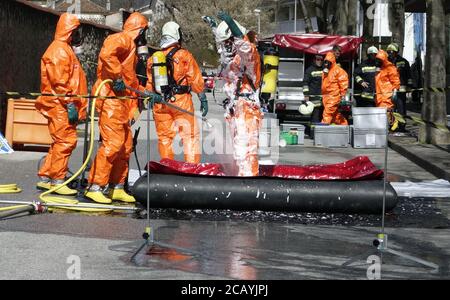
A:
[
  {"left": 85, "top": 192, "right": 113, "bottom": 204},
  {"left": 36, "top": 177, "right": 51, "bottom": 191},
  {"left": 85, "top": 185, "right": 112, "bottom": 204},
  {"left": 109, "top": 188, "right": 136, "bottom": 203}
]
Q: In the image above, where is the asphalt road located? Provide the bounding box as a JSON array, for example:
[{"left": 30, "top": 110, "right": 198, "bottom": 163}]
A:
[{"left": 1, "top": 93, "right": 449, "bottom": 280}]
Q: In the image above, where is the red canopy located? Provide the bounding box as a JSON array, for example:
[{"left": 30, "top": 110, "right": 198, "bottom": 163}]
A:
[{"left": 272, "top": 33, "right": 363, "bottom": 56}]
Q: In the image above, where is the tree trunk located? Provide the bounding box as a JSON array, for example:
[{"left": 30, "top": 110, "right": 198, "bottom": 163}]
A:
[
  {"left": 299, "top": 0, "right": 313, "bottom": 33},
  {"left": 361, "top": 0, "right": 374, "bottom": 59},
  {"left": 314, "top": 0, "right": 327, "bottom": 33},
  {"left": 325, "top": 0, "right": 337, "bottom": 34},
  {"left": 347, "top": 0, "right": 358, "bottom": 36},
  {"left": 335, "top": 0, "right": 349, "bottom": 35},
  {"left": 446, "top": 12, "right": 450, "bottom": 121},
  {"left": 419, "top": 0, "right": 450, "bottom": 145},
  {"left": 389, "top": 0, "right": 405, "bottom": 54}
]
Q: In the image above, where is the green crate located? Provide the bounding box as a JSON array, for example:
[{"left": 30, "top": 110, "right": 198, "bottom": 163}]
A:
[{"left": 280, "top": 131, "right": 299, "bottom": 145}]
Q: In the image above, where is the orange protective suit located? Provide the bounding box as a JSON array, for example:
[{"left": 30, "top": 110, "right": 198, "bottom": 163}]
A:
[
  {"left": 222, "top": 36, "right": 262, "bottom": 177},
  {"left": 88, "top": 12, "right": 148, "bottom": 187},
  {"left": 321, "top": 52, "right": 349, "bottom": 125},
  {"left": 146, "top": 46, "right": 204, "bottom": 164},
  {"left": 375, "top": 50, "right": 401, "bottom": 110},
  {"left": 36, "top": 13, "right": 88, "bottom": 181}
]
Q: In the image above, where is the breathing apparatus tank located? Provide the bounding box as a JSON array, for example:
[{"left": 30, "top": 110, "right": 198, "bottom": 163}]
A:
[
  {"left": 260, "top": 48, "right": 280, "bottom": 102},
  {"left": 151, "top": 51, "right": 169, "bottom": 95}
]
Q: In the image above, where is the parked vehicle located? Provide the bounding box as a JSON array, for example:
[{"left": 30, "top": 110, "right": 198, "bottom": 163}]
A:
[{"left": 270, "top": 34, "right": 363, "bottom": 125}]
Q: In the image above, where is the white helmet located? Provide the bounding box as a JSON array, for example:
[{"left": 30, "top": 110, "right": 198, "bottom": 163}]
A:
[
  {"left": 216, "top": 20, "right": 247, "bottom": 43},
  {"left": 367, "top": 46, "right": 379, "bottom": 55},
  {"left": 299, "top": 101, "right": 315, "bottom": 116},
  {"left": 162, "top": 21, "right": 182, "bottom": 41}
]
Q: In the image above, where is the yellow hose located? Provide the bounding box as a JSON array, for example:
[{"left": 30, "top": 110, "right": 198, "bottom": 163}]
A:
[
  {"left": 0, "top": 184, "right": 22, "bottom": 194},
  {"left": 0, "top": 184, "right": 25, "bottom": 212},
  {"left": 39, "top": 79, "right": 114, "bottom": 213}
]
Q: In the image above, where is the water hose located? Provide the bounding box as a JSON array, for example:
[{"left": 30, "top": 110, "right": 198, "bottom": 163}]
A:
[
  {"left": 0, "top": 184, "right": 22, "bottom": 194},
  {"left": 0, "top": 80, "right": 139, "bottom": 215},
  {"left": 0, "top": 200, "right": 139, "bottom": 213},
  {"left": 38, "top": 80, "right": 115, "bottom": 213},
  {"left": 0, "top": 184, "right": 27, "bottom": 213}
]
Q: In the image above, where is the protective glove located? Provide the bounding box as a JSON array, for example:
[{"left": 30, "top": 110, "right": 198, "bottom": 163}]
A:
[
  {"left": 112, "top": 78, "right": 126, "bottom": 93},
  {"left": 199, "top": 93, "right": 209, "bottom": 117},
  {"left": 144, "top": 91, "right": 163, "bottom": 108},
  {"left": 392, "top": 90, "right": 399, "bottom": 103},
  {"left": 217, "top": 11, "right": 243, "bottom": 38},
  {"left": 67, "top": 102, "right": 79, "bottom": 125},
  {"left": 202, "top": 16, "right": 218, "bottom": 28}
]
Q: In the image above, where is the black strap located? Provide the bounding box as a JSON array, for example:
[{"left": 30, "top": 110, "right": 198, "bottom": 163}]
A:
[{"left": 166, "top": 47, "right": 182, "bottom": 87}]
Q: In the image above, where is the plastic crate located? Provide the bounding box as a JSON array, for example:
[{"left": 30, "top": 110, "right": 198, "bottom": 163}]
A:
[
  {"left": 352, "top": 107, "right": 388, "bottom": 129},
  {"left": 314, "top": 125, "right": 350, "bottom": 148},
  {"left": 352, "top": 128, "right": 387, "bottom": 149},
  {"left": 5, "top": 98, "right": 52, "bottom": 147}
]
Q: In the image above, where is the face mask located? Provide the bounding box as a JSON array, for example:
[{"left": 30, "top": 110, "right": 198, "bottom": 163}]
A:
[
  {"left": 71, "top": 27, "right": 83, "bottom": 47},
  {"left": 323, "top": 60, "right": 331, "bottom": 74},
  {"left": 135, "top": 28, "right": 148, "bottom": 47},
  {"left": 375, "top": 58, "right": 383, "bottom": 71},
  {"left": 387, "top": 51, "right": 396, "bottom": 63}
]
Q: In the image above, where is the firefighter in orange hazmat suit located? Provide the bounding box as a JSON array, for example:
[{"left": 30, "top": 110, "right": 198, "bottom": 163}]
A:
[
  {"left": 321, "top": 52, "right": 349, "bottom": 125},
  {"left": 86, "top": 12, "right": 149, "bottom": 204},
  {"left": 36, "top": 13, "right": 88, "bottom": 196},
  {"left": 375, "top": 49, "right": 401, "bottom": 130},
  {"left": 146, "top": 21, "right": 206, "bottom": 164}
]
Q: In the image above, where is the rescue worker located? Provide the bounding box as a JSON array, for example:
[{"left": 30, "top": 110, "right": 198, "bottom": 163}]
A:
[
  {"left": 375, "top": 50, "right": 401, "bottom": 130},
  {"left": 387, "top": 43, "right": 413, "bottom": 132},
  {"left": 321, "top": 52, "right": 349, "bottom": 125},
  {"left": 36, "top": 13, "right": 88, "bottom": 195},
  {"left": 86, "top": 12, "right": 154, "bottom": 204},
  {"left": 146, "top": 21, "right": 206, "bottom": 164},
  {"left": 354, "top": 46, "right": 379, "bottom": 107},
  {"left": 303, "top": 54, "right": 324, "bottom": 123},
  {"left": 205, "top": 12, "right": 263, "bottom": 177},
  {"left": 333, "top": 45, "right": 343, "bottom": 64}
]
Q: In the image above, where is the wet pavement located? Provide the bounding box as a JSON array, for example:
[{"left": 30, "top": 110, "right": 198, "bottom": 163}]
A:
[
  {"left": 1, "top": 212, "right": 449, "bottom": 280},
  {"left": 1, "top": 93, "right": 450, "bottom": 279}
]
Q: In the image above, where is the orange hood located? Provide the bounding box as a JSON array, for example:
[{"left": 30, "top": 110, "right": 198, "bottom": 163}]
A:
[
  {"left": 123, "top": 12, "right": 149, "bottom": 41},
  {"left": 54, "top": 13, "right": 80, "bottom": 43},
  {"left": 324, "top": 52, "right": 337, "bottom": 68},
  {"left": 376, "top": 50, "right": 393, "bottom": 68}
]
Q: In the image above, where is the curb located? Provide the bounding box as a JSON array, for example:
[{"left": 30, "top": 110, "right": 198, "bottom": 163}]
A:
[{"left": 389, "top": 139, "right": 450, "bottom": 181}]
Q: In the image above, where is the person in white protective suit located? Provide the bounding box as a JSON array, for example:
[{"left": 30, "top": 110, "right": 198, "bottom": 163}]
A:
[{"left": 203, "top": 12, "right": 263, "bottom": 177}]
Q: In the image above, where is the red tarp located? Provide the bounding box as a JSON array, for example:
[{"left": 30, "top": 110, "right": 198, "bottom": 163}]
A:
[
  {"left": 272, "top": 34, "right": 364, "bottom": 56},
  {"left": 147, "top": 157, "right": 384, "bottom": 181}
]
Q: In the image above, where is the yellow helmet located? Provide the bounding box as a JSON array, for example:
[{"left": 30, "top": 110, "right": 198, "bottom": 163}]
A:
[{"left": 387, "top": 43, "right": 399, "bottom": 52}]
